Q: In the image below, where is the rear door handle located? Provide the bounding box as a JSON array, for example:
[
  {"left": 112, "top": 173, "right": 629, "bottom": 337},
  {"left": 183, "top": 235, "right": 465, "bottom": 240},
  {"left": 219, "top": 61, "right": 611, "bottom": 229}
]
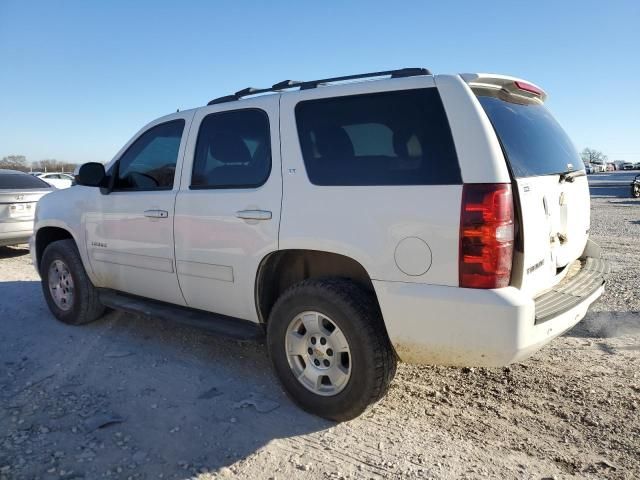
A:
[
  {"left": 236, "top": 209, "right": 272, "bottom": 221},
  {"left": 144, "top": 209, "right": 168, "bottom": 218}
]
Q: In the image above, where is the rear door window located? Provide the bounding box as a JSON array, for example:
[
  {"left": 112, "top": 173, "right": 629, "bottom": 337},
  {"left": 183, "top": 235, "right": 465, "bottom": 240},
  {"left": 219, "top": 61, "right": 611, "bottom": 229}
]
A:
[
  {"left": 477, "top": 96, "right": 582, "bottom": 178},
  {"left": 295, "top": 88, "right": 461, "bottom": 186},
  {"left": 191, "top": 109, "right": 271, "bottom": 189}
]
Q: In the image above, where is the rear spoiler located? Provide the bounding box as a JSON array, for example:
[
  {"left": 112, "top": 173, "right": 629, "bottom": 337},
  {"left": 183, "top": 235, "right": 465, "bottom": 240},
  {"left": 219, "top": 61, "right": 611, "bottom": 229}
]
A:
[{"left": 460, "top": 73, "right": 548, "bottom": 104}]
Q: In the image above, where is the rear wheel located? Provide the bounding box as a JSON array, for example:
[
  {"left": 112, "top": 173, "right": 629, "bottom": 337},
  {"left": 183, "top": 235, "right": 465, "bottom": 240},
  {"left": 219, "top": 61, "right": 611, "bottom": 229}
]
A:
[
  {"left": 267, "top": 278, "right": 396, "bottom": 421},
  {"left": 41, "top": 239, "right": 105, "bottom": 325}
]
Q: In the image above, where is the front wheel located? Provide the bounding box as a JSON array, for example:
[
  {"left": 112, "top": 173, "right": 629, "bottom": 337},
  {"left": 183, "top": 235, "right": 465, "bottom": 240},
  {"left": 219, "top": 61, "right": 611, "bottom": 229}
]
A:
[
  {"left": 40, "top": 239, "right": 105, "bottom": 325},
  {"left": 632, "top": 182, "right": 640, "bottom": 198},
  {"left": 267, "top": 278, "right": 396, "bottom": 421}
]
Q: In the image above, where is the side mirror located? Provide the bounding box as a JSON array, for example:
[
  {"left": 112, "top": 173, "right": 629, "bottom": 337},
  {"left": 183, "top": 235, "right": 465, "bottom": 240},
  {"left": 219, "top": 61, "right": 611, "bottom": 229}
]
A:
[{"left": 76, "top": 162, "right": 106, "bottom": 187}]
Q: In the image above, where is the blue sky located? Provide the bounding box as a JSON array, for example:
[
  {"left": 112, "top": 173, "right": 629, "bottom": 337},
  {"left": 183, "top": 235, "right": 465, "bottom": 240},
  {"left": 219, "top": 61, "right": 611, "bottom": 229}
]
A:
[{"left": 1, "top": 0, "right": 639, "bottom": 165}]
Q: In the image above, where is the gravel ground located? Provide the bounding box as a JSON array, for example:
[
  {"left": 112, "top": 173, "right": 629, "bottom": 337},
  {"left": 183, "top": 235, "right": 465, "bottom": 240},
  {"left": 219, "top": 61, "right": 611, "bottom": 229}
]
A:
[{"left": 0, "top": 195, "right": 638, "bottom": 480}]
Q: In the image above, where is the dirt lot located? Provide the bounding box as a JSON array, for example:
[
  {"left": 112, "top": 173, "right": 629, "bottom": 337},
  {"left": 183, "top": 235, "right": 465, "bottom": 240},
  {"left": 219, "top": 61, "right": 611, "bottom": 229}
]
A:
[{"left": 1, "top": 195, "right": 639, "bottom": 480}]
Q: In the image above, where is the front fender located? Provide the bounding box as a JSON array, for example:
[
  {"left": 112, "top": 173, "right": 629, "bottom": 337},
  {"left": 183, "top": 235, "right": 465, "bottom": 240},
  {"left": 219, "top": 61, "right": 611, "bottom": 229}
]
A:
[{"left": 33, "top": 187, "right": 98, "bottom": 284}]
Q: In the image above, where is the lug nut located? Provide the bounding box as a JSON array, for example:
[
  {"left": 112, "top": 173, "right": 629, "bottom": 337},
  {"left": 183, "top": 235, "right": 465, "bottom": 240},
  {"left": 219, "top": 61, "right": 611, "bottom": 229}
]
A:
[
  {"left": 314, "top": 359, "right": 320, "bottom": 366},
  {"left": 326, "top": 348, "right": 333, "bottom": 356},
  {"left": 323, "top": 360, "right": 330, "bottom": 367},
  {"left": 320, "top": 337, "right": 326, "bottom": 345},
  {"left": 308, "top": 347, "right": 313, "bottom": 355},
  {"left": 311, "top": 337, "right": 316, "bottom": 345}
]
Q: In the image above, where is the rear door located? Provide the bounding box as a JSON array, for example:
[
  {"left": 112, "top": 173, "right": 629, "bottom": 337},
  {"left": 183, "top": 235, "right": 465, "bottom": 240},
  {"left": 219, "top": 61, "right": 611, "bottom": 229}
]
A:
[
  {"left": 476, "top": 93, "right": 590, "bottom": 297},
  {"left": 174, "top": 96, "right": 281, "bottom": 322}
]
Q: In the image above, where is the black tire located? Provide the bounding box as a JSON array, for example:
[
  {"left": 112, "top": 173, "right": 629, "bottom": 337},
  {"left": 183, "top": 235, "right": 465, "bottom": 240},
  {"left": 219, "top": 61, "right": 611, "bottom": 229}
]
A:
[
  {"left": 632, "top": 183, "right": 640, "bottom": 198},
  {"left": 40, "top": 239, "right": 105, "bottom": 325},
  {"left": 267, "top": 278, "right": 397, "bottom": 421}
]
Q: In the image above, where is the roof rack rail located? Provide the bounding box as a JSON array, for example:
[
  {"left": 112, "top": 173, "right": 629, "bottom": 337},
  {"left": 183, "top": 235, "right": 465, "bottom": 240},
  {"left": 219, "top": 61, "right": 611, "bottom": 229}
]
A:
[
  {"left": 299, "top": 67, "right": 430, "bottom": 90},
  {"left": 206, "top": 67, "right": 431, "bottom": 106},
  {"left": 272, "top": 80, "right": 303, "bottom": 90}
]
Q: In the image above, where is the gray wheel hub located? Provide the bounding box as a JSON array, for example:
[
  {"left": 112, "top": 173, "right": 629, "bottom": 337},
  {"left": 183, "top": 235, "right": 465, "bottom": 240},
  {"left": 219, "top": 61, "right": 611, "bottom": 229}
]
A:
[
  {"left": 48, "top": 259, "right": 74, "bottom": 311},
  {"left": 285, "top": 311, "right": 352, "bottom": 396}
]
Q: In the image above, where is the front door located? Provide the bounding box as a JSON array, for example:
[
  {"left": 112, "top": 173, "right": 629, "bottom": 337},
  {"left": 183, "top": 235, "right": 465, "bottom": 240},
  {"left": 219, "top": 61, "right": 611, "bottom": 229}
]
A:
[
  {"left": 85, "top": 115, "right": 192, "bottom": 305},
  {"left": 174, "top": 96, "right": 281, "bottom": 322}
]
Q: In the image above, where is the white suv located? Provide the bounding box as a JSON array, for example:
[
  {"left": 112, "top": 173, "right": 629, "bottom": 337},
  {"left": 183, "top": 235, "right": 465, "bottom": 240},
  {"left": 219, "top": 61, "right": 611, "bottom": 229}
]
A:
[{"left": 31, "top": 68, "right": 608, "bottom": 420}]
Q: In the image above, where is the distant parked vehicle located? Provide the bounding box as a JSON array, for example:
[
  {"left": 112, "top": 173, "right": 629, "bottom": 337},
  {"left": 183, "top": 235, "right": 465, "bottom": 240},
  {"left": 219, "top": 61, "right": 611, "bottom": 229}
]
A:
[
  {"left": 37, "top": 173, "right": 75, "bottom": 189},
  {"left": 631, "top": 175, "right": 640, "bottom": 198},
  {"left": 0, "top": 170, "right": 54, "bottom": 247},
  {"left": 585, "top": 164, "right": 593, "bottom": 174},
  {"left": 634, "top": 162, "right": 640, "bottom": 170},
  {"left": 605, "top": 163, "right": 615, "bottom": 172},
  {"left": 623, "top": 162, "right": 634, "bottom": 170}
]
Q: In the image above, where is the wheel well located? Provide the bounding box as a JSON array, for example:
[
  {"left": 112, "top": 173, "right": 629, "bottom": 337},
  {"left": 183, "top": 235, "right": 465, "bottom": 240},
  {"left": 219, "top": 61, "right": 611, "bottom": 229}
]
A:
[
  {"left": 255, "top": 250, "right": 376, "bottom": 323},
  {"left": 35, "top": 227, "right": 73, "bottom": 271}
]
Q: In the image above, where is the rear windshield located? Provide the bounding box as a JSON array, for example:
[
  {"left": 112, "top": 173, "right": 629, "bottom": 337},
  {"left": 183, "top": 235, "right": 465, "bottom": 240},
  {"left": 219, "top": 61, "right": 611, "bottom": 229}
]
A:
[
  {"left": 0, "top": 173, "right": 51, "bottom": 189},
  {"left": 477, "top": 96, "right": 582, "bottom": 178},
  {"left": 295, "top": 88, "right": 461, "bottom": 186}
]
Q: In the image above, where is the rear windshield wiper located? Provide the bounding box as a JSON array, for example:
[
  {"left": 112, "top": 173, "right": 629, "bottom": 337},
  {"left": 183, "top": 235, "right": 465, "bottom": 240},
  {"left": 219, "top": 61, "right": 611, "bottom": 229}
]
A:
[{"left": 559, "top": 169, "right": 586, "bottom": 183}]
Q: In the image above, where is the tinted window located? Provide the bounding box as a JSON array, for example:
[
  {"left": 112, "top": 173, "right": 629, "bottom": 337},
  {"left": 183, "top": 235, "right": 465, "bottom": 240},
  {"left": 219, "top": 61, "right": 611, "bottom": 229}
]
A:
[
  {"left": 477, "top": 96, "right": 582, "bottom": 178},
  {"left": 295, "top": 89, "right": 460, "bottom": 186},
  {"left": 191, "top": 110, "right": 271, "bottom": 189},
  {"left": 0, "top": 173, "right": 50, "bottom": 189},
  {"left": 115, "top": 120, "right": 185, "bottom": 190}
]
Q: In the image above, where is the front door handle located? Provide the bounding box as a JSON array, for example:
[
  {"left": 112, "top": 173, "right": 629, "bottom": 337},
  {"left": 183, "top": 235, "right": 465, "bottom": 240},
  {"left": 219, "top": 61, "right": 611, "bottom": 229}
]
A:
[
  {"left": 144, "top": 209, "right": 168, "bottom": 218},
  {"left": 236, "top": 209, "right": 272, "bottom": 221}
]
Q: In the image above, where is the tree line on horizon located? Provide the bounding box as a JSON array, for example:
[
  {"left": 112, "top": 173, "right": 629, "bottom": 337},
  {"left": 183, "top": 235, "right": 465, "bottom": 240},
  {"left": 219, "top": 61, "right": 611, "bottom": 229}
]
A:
[
  {"left": 0, "top": 155, "right": 78, "bottom": 173},
  {"left": 581, "top": 148, "right": 608, "bottom": 165},
  {"left": 580, "top": 147, "right": 637, "bottom": 168}
]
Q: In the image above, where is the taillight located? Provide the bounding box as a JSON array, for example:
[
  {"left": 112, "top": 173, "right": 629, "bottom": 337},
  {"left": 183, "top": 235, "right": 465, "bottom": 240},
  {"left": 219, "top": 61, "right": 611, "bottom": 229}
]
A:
[
  {"left": 459, "top": 183, "right": 514, "bottom": 289},
  {"left": 514, "top": 80, "right": 544, "bottom": 97}
]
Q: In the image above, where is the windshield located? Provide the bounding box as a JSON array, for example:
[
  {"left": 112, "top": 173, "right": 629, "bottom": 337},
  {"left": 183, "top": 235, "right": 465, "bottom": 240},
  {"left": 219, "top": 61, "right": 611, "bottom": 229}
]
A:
[
  {"left": 0, "top": 173, "right": 51, "bottom": 189},
  {"left": 477, "top": 96, "right": 582, "bottom": 178}
]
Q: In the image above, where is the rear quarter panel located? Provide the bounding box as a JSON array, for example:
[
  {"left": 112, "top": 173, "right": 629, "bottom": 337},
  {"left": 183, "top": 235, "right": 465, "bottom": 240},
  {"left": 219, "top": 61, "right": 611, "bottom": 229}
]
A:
[
  {"left": 279, "top": 77, "right": 463, "bottom": 286},
  {"left": 434, "top": 74, "right": 511, "bottom": 184}
]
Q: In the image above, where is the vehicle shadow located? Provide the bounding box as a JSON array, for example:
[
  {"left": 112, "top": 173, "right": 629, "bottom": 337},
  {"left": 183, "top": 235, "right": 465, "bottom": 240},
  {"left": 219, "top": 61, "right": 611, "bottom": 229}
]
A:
[
  {"left": 609, "top": 200, "right": 640, "bottom": 206},
  {"left": 0, "top": 279, "right": 331, "bottom": 479},
  {"left": 0, "top": 245, "right": 30, "bottom": 258},
  {"left": 588, "top": 185, "right": 629, "bottom": 197}
]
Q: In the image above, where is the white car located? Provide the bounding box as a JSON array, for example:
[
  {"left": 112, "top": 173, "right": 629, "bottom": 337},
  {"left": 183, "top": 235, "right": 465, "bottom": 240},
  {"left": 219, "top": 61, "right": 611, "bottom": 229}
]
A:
[
  {"left": 37, "top": 172, "right": 75, "bottom": 189},
  {"left": 0, "top": 170, "right": 53, "bottom": 247},
  {"left": 30, "top": 68, "right": 608, "bottom": 420}
]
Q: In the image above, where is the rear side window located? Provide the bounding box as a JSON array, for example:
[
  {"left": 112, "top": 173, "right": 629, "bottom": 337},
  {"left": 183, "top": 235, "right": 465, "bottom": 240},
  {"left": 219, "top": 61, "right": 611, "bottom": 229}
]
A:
[
  {"left": 0, "top": 173, "right": 50, "bottom": 189},
  {"left": 295, "top": 88, "right": 460, "bottom": 186},
  {"left": 115, "top": 120, "right": 185, "bottom": 190},
  {"left": 191, "top": 109, "right": 271, "bottom": 189},
  {"left": 477, "top": 96, "right": 582, "bottom": 178}
]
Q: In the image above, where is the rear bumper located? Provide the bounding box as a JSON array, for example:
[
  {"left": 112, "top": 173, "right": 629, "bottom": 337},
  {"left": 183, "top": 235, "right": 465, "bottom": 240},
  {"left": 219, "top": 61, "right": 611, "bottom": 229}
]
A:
[
  {"left": 0, "top": 220, "right": 33, "bottom": 247},
  {"left": 374, "top": 255, "right": 608, "bottom": 367},
  {"left": 534, "top": 257, "right": 609, "bottom": 324}
]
